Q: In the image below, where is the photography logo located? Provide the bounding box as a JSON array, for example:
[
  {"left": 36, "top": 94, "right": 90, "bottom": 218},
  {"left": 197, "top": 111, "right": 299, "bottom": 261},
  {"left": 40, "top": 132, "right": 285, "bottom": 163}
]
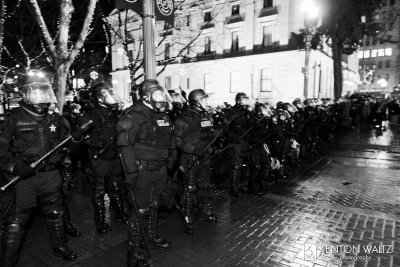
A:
[{"left": 125, "top": 0, "right": 138, "bottom": 3}]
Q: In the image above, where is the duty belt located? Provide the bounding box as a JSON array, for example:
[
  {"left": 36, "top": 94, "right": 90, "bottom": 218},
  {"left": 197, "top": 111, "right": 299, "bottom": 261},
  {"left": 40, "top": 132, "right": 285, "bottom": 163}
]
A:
[{"left": 136, "top": 159, "right": 166, "bottom": 169}]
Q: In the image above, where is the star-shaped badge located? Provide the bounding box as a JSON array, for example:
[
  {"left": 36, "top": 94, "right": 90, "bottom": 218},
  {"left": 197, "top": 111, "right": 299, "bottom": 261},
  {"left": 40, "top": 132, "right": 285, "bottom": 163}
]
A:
[{"left": 49, "top": 124, "right": 57, "bottom": 133}]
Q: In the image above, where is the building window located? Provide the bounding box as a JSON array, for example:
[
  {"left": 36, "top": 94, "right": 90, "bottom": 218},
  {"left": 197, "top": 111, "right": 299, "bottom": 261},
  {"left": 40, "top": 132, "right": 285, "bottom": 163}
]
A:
[
  {"left": 378, "top": 48, "right": 385, "bottom": 57},
  {"left": 365, "top": 38, "right": 370, "bottom": 46},
  {"left": 231, "top": 31, "right": 239, "bottom": 52},
  {"left": 386, "top": 60, "right": 391, "bottom": 68},
  {"left": 263, "top": 0, "right": 273, "bottom": 8},
  {"left": 186, "top": 78, "right": 190, "bottom": 90},
  {"left": 232, "top": 4, "right": 240, "bottom": 16},
  {"left": 164, "top": 43, "right": 170, "bottom": 60},
  {"left": 165, "top": 76, "right": 171, "bottom": 90},
  {"left": 229, "top": 72, "right": 241, "bottom": 93},
  {"left": 262, "top": 26, "right": 273, "bottom": 47},
  {"left": 358, "top": 50, "right": 364, "bottom": 59},
  {"left": 372, "top": 37, "right": 377, "bottom": 45},
  {"left": 371, "top": 49, "right": 378, "bottom": 58},
  {"left": 385, "top": 47, "right": 393, "bottom": 56},
  {"left": 377, "top": 61, "right": 383, "bottom": 69},
  {"left": 204, "top": 36, "right": 211, "bottom": 54},
  {"left": 260, "top": 68, "right": 272, "bottom": 92},
  {"left": 204, "top": 11, "right": 212, "bottom": 23},
  {"left": 186, "top": 15, "right": 191, "bottom": 26},
  {"left": 364, "top": 50, "right": 370, "bottom": 58}
]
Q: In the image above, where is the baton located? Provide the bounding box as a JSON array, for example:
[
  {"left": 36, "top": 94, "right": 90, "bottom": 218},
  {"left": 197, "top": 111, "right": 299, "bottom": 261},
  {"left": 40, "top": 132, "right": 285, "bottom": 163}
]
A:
[{"left": 0, "top": 120, "right": 93, "bottom": 191}]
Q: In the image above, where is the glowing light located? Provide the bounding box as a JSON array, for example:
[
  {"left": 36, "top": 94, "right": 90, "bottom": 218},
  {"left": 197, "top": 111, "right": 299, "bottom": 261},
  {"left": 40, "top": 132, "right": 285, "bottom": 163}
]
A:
[
  {"left": 37, "top": 71, "right": 45, "bottom": 78},
  {"left": 303, "top": 0, "right": 320, "bottom": 20},
  {"left": 377, "top": 78, "right": 388, "bottom": 88},
  {"left": 27, "top": 70, "right": 35, "bottom": 77}
]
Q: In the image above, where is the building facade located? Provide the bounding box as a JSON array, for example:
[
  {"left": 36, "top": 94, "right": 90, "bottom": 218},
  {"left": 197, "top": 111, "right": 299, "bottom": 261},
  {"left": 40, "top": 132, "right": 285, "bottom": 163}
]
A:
[
  {"left": 358, "top": 0, "right": 400, "bottom": 92},
  {"left": 109, "top": 0, "right": 359, "bottom": 106}
]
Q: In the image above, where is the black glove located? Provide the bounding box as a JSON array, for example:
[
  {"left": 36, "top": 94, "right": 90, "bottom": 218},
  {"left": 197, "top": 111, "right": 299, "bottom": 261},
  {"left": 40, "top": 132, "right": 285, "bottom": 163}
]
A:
[
  {"left": 13, "top": 160, "right": 35, "bottom": 179},
  {"left": 71, "top": 128, "right": 83, "bottom": 141}
]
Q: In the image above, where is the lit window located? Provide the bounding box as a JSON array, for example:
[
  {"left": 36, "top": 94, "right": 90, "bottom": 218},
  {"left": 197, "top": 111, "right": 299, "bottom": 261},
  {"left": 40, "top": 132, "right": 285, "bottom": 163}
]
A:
[
  {"left": 385, "top": 48, "right": 393, "bottom": 56},
  {"left": 165, "top": 76, "right": 171, "bottom": 90},
  {"left": 358, "top": 50, "right": 364, "bottom": 59},
  {"left": 371, "top": 49, "right": 378, "bottom": 58},
  {"left": 260, "top": 68, "right": 272, "bottom": 92},
  {"left": 164, "top": 43, "right": 170, "bottom": 60},
  {"left": 186, "top": 15, "right": 191, "bottom": 27},
  {"left": 232, "top": 4, "right": 240, "bottom": 16},
  {"left": 231, "top": 31, "right": 239, "bottom": 52},
  {"left": 262, "top": 26, "right": 273, "bottom": 47},
  {"left": 204, "top": 11, "right": 212, "bottom": 23},
  {"left": 378, "top": 49, "right": 385, "bottom": 57},
  {"left": 364, "top": 50, "right": 370, "bottom": 58},
  {"left": 263, "top": 0, "right": 273, "bottom": 8},
  {"left": 204, "top": 36, "right": 211, "bottom": 54}
]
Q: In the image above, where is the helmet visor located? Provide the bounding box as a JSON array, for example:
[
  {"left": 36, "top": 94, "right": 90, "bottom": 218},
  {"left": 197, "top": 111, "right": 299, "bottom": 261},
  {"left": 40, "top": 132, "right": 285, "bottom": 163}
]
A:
[
  {"left": 25, "top": 83, "right": 57, "bottom": 104},
  {"left": 100, "top": 88, "right": 121, "bottom": 105}
]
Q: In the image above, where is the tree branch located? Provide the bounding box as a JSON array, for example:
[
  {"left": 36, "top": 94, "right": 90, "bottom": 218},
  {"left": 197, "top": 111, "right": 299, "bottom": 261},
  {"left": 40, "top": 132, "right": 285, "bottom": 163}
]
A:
[
  {"left": 69, "top": 0, "right": 98, "bottom": 63},
  {"left": 28, "top": 0, "right": 57, "bottom": 59}
]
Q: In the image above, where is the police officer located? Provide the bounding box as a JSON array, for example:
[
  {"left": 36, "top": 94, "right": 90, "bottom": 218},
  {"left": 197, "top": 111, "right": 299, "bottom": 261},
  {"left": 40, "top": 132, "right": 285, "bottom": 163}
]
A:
[
  {"left": 224, "top": 92, "right": 252, "bottom": 197},
  {"left": 117, "top": 80, "right": 173, "bottom": 267},
  {"left": 80, "top": 82, "right": 126, "bottom": 234},
  {"left": 174, "top": 89, "right": 217, "bottom": 234},
  {"left": 0, "top": 70, "right": 77, "bottom": 267}
]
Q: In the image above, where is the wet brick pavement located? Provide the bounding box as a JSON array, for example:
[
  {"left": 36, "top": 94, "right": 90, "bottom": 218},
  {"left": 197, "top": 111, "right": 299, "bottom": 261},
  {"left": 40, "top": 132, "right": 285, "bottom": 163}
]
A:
[{"left": 13, "top": 126, "right": 400, "bottom": 267}]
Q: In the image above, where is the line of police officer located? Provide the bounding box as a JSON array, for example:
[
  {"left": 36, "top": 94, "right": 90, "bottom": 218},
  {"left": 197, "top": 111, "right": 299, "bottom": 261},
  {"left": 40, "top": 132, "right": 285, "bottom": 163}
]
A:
[{"left": 0, "top": 72, "right": 344, "bottom": 267}]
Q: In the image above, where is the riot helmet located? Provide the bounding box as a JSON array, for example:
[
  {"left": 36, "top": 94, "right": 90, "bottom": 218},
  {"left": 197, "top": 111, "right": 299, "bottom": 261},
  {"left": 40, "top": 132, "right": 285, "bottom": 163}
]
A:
[
  {"left": 20, "top": 70, "right": 57, "bottom": 114},
  {"left": 92, "top": 82, "right": 121, "bottom": 109},
  {"left": 235, "top": 92, "right": 250, "bottom": 106},
  {"left": 188, "top": 89, "right": 209, "bottom": 110},
  {"left": 140, "top": 79, "right": 169, "bottom": 112}
]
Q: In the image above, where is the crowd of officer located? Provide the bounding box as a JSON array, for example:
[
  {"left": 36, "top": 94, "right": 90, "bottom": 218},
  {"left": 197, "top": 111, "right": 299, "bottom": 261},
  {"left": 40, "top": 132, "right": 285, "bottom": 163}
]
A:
[{"left": 0, "top": 70, "right": 391, "bottom": 267}]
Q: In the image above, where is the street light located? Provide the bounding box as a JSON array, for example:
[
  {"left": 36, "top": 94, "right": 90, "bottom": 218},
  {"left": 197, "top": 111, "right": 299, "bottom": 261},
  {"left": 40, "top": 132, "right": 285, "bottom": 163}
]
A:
[{"left": 302, "top": 0, "right": 320, "bottom": 99}]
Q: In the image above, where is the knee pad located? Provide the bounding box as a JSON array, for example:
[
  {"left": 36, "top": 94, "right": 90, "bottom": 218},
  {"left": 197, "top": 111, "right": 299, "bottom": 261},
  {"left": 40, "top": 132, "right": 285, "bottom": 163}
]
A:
[
  {"left": 186, "top": 185, "right": 196, "bottom": 193},
  {"left": 45, "top": 209, "right": 64, "bottom": 219}
]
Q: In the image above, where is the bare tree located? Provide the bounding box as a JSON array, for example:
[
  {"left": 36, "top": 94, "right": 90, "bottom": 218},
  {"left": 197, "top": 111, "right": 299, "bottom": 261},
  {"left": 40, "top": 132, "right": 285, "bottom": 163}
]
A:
[
  {"left": 106, "top": 0, "right": 226, "bottom": 96},
  {"left": 29, "top": 0, "right": 98, "bottom": 111},
  {"left": 0, "top": 0, "right": 7, "bottom": 65}
]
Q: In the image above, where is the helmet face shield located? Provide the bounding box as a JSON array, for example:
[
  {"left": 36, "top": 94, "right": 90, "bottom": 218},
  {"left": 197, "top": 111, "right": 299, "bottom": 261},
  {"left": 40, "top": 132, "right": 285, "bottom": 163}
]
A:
[
  {"left": 151, "top": 89, "right": 168, "bottom": 112},
  {"left": 24, "top": 83, "right": 57, "bottom": 105},
  {"left": 100, "top": 88, "right": 120, "bottom": 105}
]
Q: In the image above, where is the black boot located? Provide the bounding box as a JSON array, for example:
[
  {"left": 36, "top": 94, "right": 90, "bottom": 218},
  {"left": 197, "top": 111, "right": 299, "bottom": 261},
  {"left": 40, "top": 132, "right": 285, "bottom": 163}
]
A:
[
  {"left": 183, "top": 186, "right": 194, "bottom": 235},
  {"left": 230, "top": 167, "right": 240, "bottom": 198},
  {"left": 109, "top": 182, "right": 128, "bottom": 223},
  {"left": 94, "top": 194, "right": 111, "bottom": 234},
  {"left": 46, "top": 210, "right": 78, "bottom": 261},
  {"left": 127, "top": 214, "right": 152, "bottom": 267},
  {"left": 148, "top": 206, "right": 170, "bottom": 248},
  {"left": 203, "top": 203, "right": 217, "bottom": 223},
  {"left": 63, "top": 204, "right": 81, "bottom": 237},
  {"left": 1, "top": 219, "right": 25, "bottom": 267}
]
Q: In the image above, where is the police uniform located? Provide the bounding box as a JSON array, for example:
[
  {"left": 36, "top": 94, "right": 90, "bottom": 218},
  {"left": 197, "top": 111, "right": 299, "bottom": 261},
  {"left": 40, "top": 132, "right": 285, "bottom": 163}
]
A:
[
  {"left": 117, "top": 100, "right": 174, "bottom": 266},
  {"left": 0, "top": 103, "right": 77, "bottom": 266},
  {"left": 174, "top": 104, "right": 217, "bottom": 234},
  {"left": 81, "top": 103, "right": 125, "bottom": 233}
]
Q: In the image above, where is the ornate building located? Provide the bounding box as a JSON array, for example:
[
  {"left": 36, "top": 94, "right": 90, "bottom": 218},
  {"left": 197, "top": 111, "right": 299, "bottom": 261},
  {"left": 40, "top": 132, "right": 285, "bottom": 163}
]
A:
[
  {"left": 358, "top": 0, "right": 400, "bottom": 92},
  {"left": 109, "top": 0, "right": 359, "bottom": 106}
]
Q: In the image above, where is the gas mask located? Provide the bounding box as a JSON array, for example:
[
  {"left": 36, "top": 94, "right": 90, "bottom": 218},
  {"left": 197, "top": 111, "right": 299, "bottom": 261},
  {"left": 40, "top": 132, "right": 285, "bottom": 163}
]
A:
[{"left": 150, "top": 89, "right": 169, "bottom": 112}]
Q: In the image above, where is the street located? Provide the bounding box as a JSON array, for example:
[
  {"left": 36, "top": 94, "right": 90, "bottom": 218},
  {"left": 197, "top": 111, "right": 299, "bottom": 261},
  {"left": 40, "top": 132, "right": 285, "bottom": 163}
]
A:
[{"left": 17, "top": 126, "right": 400, "bottom": 267}]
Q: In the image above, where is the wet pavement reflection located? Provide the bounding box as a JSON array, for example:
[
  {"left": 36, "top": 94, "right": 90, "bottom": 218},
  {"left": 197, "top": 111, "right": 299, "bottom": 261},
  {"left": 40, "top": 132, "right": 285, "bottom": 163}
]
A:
[{"left": 16, "top": 126, "right": 400, "bottom": 267}]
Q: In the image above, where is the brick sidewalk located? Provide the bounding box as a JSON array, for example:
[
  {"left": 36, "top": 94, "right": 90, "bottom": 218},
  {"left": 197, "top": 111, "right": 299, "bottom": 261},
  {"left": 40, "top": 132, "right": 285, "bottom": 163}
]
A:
[{"left": 15, "top": 128, "right": 400, "bottom": 267}]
